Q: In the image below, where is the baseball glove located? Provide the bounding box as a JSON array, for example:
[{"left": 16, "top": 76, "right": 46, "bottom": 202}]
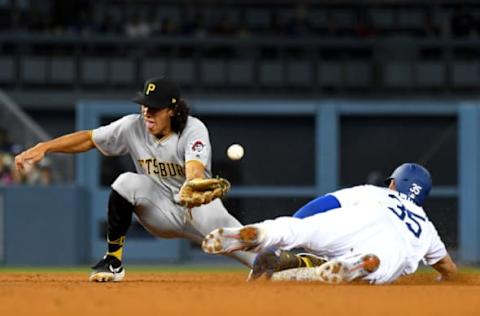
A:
[{"left": 180, "top": 177, "right": 231, "bottom": 208}]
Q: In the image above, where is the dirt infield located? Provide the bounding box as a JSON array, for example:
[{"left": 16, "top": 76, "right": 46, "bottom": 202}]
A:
[{"left": 1, "top": 271, "right": 479, "bottom": 316}]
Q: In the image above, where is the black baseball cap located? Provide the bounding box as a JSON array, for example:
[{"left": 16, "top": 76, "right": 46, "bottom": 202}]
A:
[{"left": 132, "top": 77, "right": 181, "bottom": 108}]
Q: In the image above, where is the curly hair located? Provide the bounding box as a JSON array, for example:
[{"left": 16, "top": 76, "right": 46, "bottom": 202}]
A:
[{"left": 170, "top": 99, "right": 190, "bottom": 134}]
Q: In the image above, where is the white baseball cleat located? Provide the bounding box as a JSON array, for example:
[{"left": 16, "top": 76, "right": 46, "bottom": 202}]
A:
[
  {"left": 315, "top": 254, "right": 380, "bottom": 284},
  {"left": 89, "top": 255, "right": 125, "bottom": 282},
  {"left": 271, "top": 254, "right": 380, "bottom": 284},
  {"left": 202, "top": 226, "right": 263, "bottom": 254},
  {"left": 89, "top": 269, "right": 125, "bottom": 282},
  {"left": 271, "top": 267, "right": 323, "bottom": 282}
]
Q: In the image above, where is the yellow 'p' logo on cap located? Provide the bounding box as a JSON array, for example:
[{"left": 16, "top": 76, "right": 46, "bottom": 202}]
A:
[{"left": 145, "top": 83, "right": 156, "bottom": 95}]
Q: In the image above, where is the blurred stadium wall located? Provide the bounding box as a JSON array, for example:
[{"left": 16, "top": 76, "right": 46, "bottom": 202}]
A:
[{"left": 1, "top": 0, "right": 480, "bottom": 266}]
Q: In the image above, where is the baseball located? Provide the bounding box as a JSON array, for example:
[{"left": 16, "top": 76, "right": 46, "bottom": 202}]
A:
[{"left": 227, "top": 144, "right": 244, "bottom": 160}]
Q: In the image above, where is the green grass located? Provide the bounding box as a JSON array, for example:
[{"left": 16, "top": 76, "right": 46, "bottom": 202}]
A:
[
  {"left": 0, "top": 265, "right": 249, "bottom": 273},
  {"left": 1, "top": 265, "right": 479, "bottom": 274}
]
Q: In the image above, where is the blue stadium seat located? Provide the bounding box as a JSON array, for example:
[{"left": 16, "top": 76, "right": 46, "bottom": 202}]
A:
[
  {"left": 50, "top": 57, "right": 75, "bottom": 83},
  {"left": 286, "top": 61, "right": 311, "bottom": 87},
  {"left": 319, "top": 62, "right": 342, "bottom": 87},
  {"left": 228, "top": 59, "right": 254, "bottom": 86},
  {"left": 202, "top": 60, "right": 226, "bottom": 85},
  {"left": 416, "top": 62, "right": 445, "bottom": 87},
  {"left": 141, "top": 59, "right": 167, "bottom": 81},
  {"left": 452, "top": 62, "right": 480, "bottom": 87},
  {"left": 384, "top": 62, "right": 414, "bottom": 87},
  {"left": 346, "top": 61, "right": 372, "bottom": 88},
  {"left": 260, "top": 61, "right": 283, "bottom": 87},
  {"left": 0, "top": 56, "right": 15, "bottom": 83},
  {"left": 170, "top": 59, "right": 194, "bottom": 85},
  {"left": 111, "top": 59, "right": 135, "bottom": 85},
  {"left": 21, "top": 57, "right": 47, "bottom": 83},
  {"left": 82, "top": 58, "right": 107, "bottom": 84}
]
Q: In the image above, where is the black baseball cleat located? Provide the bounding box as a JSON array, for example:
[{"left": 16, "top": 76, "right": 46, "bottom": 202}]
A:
[
  {"left": 249, "top": 249, "right": 327, "bottom": 280},
  {"left": 270, "top": 253, "right": 380, "bottom": 283},
  {"left": 89, "top": 255, "right": 125, "bottom": 282}
]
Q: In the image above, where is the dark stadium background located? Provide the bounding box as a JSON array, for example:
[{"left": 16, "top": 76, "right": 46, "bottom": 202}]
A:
[{"left": 0, "top": 0, "right": 478, "bottom": 266}]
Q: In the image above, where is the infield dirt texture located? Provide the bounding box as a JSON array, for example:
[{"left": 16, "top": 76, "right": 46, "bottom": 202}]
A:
[{"left": 1, "top": 270, "right": 479, "bottom": 316}]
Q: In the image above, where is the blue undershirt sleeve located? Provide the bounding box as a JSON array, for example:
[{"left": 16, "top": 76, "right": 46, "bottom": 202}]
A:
[{"left": 293, "top": 194, "right": 341, "bottom": 219}]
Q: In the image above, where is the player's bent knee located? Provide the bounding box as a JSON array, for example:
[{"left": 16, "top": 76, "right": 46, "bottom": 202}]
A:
[
  {"left": 112, "top": 172, "right": 135, "bottom": 188},
  {"left": 111, "top": 172, "right": 148, "bottom": 204}
]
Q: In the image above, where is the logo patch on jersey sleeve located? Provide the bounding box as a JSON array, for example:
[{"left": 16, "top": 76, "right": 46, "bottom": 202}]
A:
[{"left": 190, "top": 140, "right": 206, "bottom": 153}]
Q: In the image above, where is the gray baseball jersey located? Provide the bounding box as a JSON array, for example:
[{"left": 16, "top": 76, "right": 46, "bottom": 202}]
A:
[
  {"left": 93, "top": 114, "right": 211, "bottom": 201},
  {"left": 92, "top": 114, "right": 255, "bottom": 267}
]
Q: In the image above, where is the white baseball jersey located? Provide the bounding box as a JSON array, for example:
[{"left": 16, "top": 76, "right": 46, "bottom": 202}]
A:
[
  {"left": 255, "top": 185, "right": 447, "bottom": 284},
  {"left": 92, "top": 114, "right": 212, "bottom": 203}
]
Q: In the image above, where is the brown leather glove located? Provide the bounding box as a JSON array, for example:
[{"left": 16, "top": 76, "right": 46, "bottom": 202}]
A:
[{"left": 180, "top": 177, "right": 231, "bottom": 208}]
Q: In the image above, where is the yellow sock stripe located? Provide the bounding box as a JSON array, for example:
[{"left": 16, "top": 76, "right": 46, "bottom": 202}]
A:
[
  {"left": 107, "top": 236, "right": 126, "bottom": 246},
  {"left": 107, "top": 247, "right": 124, "bottom": 261},
  {"left": 300, "top": 257, "right": 313, "bottom": 268},
  {"left": 296, "top": 256, "right": 303, "bottom": 268}
]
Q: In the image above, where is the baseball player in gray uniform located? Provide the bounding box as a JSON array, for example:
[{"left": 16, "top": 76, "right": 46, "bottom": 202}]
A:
[{"left": 15, "top": 77, "right": 256, "bottom": 282}]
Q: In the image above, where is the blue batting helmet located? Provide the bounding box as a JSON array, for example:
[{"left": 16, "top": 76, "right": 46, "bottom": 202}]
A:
[{"left": 384, "top": 163, "right": 432, "bottom": 206}]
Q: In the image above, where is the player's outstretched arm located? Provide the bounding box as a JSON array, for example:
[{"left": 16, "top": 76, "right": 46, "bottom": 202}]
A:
[
  {"left": 184, "top": 160, "right": 205, "bottom": 180},
  {"left": 432, "top": 254, "right": 457, "bottom": 281},
  {"left": 179, "top": 160, "right": 206, "bottom": 208},
  {"left": 15, "top": 130, "right": 95, "bottom": 173}
]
